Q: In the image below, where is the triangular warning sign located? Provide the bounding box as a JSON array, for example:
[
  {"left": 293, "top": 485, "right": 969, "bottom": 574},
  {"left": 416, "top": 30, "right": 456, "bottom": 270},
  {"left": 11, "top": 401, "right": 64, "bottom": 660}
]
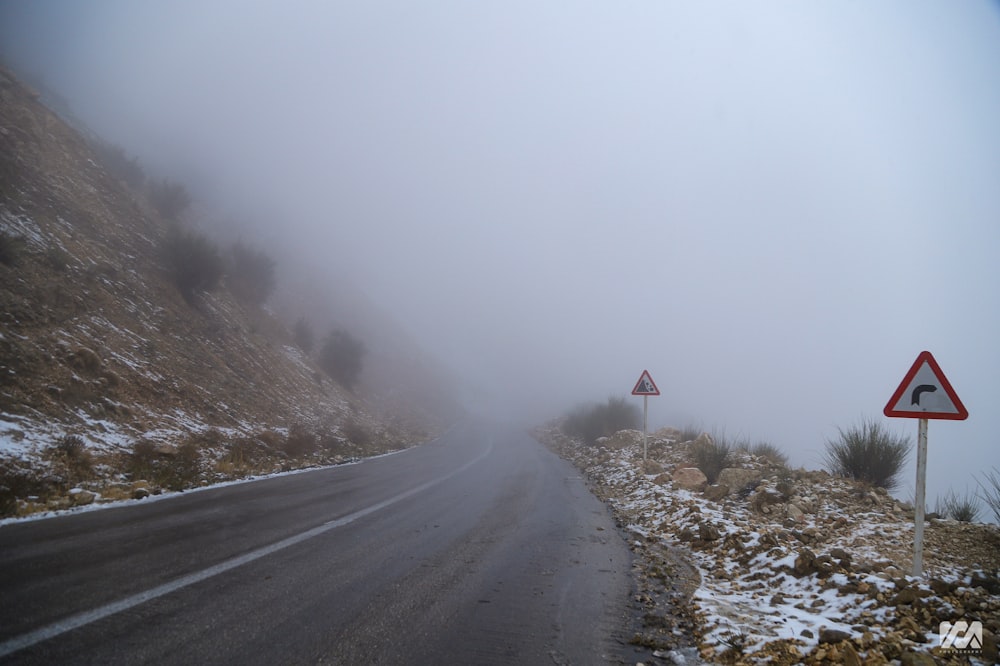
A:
[
  {"left": 631, "top": 370, "right": 660, "bottom": 396},
  {"left": 884, "top": 351, "right": 968, "bottom": 420}
]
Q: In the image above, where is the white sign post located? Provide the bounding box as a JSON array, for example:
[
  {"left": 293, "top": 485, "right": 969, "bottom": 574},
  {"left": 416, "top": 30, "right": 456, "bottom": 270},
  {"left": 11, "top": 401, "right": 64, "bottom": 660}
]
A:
[
  {"left": 883, "top": 351, "right": 968, "bottom": 577},
  {"left": 631, "top": 370, "right": 660, "bottom": 463}
]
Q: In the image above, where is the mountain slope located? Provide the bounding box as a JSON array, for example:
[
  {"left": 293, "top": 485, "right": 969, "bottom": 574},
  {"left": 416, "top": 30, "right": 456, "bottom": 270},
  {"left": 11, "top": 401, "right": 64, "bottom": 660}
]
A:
[{"left": 0, "top": 66, "right": 449, "bottom": 515}]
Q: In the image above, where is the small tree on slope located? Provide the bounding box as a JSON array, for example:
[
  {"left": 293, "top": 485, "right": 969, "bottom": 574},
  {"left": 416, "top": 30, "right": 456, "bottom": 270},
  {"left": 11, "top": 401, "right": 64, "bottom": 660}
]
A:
[{"left": 318, "top": 329, "right": 366, "bottom": 391}]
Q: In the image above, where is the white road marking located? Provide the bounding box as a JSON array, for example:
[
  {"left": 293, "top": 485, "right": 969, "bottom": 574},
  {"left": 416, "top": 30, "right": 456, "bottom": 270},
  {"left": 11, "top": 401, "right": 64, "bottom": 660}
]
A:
[{"left": 0, "top": 440, "right": 492, "bottom": 658}]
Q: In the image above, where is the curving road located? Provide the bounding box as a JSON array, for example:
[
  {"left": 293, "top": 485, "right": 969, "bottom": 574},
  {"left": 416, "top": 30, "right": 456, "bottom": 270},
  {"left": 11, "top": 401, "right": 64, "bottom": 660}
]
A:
[{"left": 0, "top": 422, "right": 633, "bottom": 665}]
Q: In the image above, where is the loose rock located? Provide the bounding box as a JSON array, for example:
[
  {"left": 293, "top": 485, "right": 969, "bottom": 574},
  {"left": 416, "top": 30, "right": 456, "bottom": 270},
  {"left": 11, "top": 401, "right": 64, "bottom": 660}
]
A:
[
  {"left": 672, "top": 467, "right": 707, "bottom": 491},
  {"left": 716, "top": 467, "right": 759, "bottom": 490},
  {"left": 702, "top": 484, "right": 729, "bottom": 502},
  {"left": 818, "top": 628, "right": 851, "bottom": 644},
  {"left": 68, "top": 488, "right": 96, "bottom": 506}
]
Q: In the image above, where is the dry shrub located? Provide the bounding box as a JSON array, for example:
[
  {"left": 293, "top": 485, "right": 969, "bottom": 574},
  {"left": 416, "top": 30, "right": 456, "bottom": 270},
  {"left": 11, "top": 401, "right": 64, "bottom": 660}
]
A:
[
  {"left": 125, "top": 438, "right": 204, "bottom": 491},
  {"left": 747, "top": 441, "right": 789, "bottom": 467},
  {"left": 936, "top": 489, "right": 980, "bottom": 523},
  {"left": 169, "top": 440, "right": 202, "bottom": 490},
  {"left": 68, "top": 347, "right": 102, "bottom": 374},
  {"left": 61, "top": 377, "right": 97, "bottom": 407},
  {"left": 218, "top": 436, "right": 271, "bottom": 476},
  {"left": 978, "top": 467, "right": 1000, "bottom": 524},
  {"left": 318, "top": 429, "right": 346, "bottom": 454},
  {"left": 690, "top": 434, "right": 731, "bottom": 484},
  {"left": 0, "top": 459, "right": 47, "bottom": 516},
  {"left": 677, "top": 424, "right": 703, "bottom": 443},
  {"left": 257, "top": 430, "right": 285, "bottom": 451},
  {"left": 282, "top": 425, "right": 317, "bottom": 458},
  {"left": 824, "top": 418, "right": 911, "bottom": 491},
  {"left": 127, "top": 440, "right": 158, "bottom": 481},
  {"left": 562, "top": 396, "right": 641, "bottom": 445},
  {"left": 343, "top": 420, "right": 371, "bottom": 448},
  {"left": 47, "top": 434, "right": 94, "bottom": 484}
]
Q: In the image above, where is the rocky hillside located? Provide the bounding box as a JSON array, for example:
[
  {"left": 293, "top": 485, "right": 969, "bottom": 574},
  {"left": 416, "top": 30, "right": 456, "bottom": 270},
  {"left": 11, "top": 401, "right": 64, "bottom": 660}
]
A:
[
  {"left": 0, "top": 66, "right": 454, "bottom": 516},
  {"left": 538, "top": 426, "right": 1000, "bottom": 666}
]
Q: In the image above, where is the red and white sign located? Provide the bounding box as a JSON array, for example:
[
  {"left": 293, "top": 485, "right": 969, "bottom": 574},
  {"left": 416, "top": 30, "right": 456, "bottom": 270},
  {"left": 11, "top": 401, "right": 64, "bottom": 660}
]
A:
[
  {"left": 631, "top": 370, "right": 660, "bottom": 396},
  {"left": 884, "top": 351, "right": 968, "bottom": 420}
]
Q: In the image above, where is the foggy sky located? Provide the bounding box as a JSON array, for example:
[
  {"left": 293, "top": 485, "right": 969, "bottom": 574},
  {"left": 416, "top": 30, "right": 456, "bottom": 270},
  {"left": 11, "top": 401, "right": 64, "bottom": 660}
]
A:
[{"left": 2, "top": 1, "right": 999, "bottom": 506}]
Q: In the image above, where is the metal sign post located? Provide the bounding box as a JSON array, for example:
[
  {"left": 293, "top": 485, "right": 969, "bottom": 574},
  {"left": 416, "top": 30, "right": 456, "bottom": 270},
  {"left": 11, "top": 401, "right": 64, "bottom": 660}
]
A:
[
  {"left": 883, "top": 351, "right": 968, "bottom": 577},
  {"left": 631, "top": 370, "right": 660, "bottom": 464},
  {"left": 913, "top": 418, "right": 929, "bottom": 576},
  {"left": 642, "top": 395, "right": 648, "bottom": 462}
]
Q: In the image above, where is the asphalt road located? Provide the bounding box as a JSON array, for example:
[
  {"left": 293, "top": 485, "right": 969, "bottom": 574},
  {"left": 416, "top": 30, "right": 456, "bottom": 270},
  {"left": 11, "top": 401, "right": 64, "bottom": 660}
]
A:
[{"left": 0, "top": 422, "right": 634, "bottom": 665}]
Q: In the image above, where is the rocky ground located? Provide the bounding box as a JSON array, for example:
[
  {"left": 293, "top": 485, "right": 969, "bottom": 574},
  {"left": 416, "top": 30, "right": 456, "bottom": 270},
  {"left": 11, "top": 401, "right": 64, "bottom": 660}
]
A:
[{"left": 538, "top": 425, "right": 1000, "bottom": 666}]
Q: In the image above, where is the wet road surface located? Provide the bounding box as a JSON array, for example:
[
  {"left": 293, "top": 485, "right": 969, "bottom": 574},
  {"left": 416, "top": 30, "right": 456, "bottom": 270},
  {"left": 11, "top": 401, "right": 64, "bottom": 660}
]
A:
[{"left": 0, "top": 422, "right": 633, "bottom": 664}]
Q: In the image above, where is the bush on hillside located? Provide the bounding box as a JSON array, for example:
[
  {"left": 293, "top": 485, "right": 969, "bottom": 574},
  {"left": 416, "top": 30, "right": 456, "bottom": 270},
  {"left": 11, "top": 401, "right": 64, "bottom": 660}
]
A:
[
  {"left": 691, "top": 432, "right": 732, "bottom": 484},
  {"left": 977, "top": 467, "right": 1000, "bottom": 524},
  {"left": 0, "top": 231, "right": 26, "bottom": 265},
  {"left": 229, "top": 241, "right": 276, "bottom": 306},
  {"left": 45, "top": 246, "right": 71, "bottom": 272},
  {"left": 562, "top": 396, "right": 641, "bottom": 445},
  {"left": 343, "top": 420, "right": 372, "bottom": 448},
  {"left": 282, "top": 425, "right": 317, "bottom": 458},
  {"left": 149, "top": 178, "right": 191, "bottom": 220},
  {"left": 166, "top": 440, "right": 202, "bottom": 490},
  {"left": 293, "top": 318, "right": 315, "bottom": 355},
  {"left": 90, "top": 139, "right": 145, "bottom": 188},
  {"left": 318, "top": 329, "right": 366, "bottom": 391},
  {"left": 935, "top": 489, "right": 980, "bottom": 523},
  {"left": 217, "top": 436, "right": 271, "bottom": 477},
  {"left": 747, "top": 441, "right": 789, "bottom": 467},
  {"left": 46, "top": 434, "right": 94, "bottom": 484},
  {"left": 0, "top": 459, "right": 57, "bottom": 517},
  {"left": 601, "top": 395, "right": 640, "bottom": 435},
  {"left": 677, "top": 424, "right": 703, "bottom": 443},
  {"left": 126, "top": 438, "right": 203, "bottom": 491},
  {"left": 161, "top": 228, "right": 224, "bottom": 301},
  {"left": 562, "top": 405, "right": 597, "bottom": 443},
  {"left": 823, "top": 418, "right": 911, "bottom": 491}
]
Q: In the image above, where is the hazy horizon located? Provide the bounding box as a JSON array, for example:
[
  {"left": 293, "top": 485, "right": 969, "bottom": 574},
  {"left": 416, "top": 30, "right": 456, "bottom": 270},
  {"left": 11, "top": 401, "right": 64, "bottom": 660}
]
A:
[{"left": 2, "top": 1, "right": 999, "bottom": 507}]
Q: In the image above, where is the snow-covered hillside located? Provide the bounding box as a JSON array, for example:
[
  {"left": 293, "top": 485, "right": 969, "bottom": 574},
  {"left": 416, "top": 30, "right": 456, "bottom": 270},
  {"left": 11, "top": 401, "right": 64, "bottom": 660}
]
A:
[{"left": 0, "top": 66, "right": 448, "bottom": 517}]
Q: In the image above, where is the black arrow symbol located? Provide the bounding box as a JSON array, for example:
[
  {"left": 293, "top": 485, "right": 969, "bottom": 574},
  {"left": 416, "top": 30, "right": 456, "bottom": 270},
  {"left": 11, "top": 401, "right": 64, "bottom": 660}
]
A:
[{"left": 911, "top": 384, "right": 937, "bottom": 406}]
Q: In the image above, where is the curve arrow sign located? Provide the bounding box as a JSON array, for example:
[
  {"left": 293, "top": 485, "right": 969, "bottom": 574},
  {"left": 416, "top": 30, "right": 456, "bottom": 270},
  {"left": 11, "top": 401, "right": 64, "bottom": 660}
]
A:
[
  {"left": 910, "top": 384, "right": 937, "bottom": 406},
  {"left": 884, "top": 351, "right": 968, "bottom": 420}
]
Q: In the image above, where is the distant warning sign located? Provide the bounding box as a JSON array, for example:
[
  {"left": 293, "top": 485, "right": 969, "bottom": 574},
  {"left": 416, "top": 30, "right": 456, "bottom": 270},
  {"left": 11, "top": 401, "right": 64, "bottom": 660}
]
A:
[
  {"left": 632, "top": 370, "right": 660, "bottom": 396},
  {"left": 884, "top": 351, "right": 968, "bottom": 420}
]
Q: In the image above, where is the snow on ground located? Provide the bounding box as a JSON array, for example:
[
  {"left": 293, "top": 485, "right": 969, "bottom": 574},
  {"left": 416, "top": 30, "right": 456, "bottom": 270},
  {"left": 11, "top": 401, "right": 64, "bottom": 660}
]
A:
[
  {"left": 1, "top": 402, "right": 265, "bottom": 465},
  {"left": 540, "top": 426, "right": 999, "bottom": 665},
  {"left": 0, "top": 210, "right": 46, "bottom": 249},
  {"left": 0, "top": 414, "right": 49, "bottom": 461}
]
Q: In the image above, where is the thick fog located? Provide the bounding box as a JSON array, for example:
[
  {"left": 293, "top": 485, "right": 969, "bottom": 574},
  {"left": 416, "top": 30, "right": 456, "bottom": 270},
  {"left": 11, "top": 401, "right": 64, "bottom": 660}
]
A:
[{"left": 2, "top": 1, "right": 999, "bottom": 504}]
